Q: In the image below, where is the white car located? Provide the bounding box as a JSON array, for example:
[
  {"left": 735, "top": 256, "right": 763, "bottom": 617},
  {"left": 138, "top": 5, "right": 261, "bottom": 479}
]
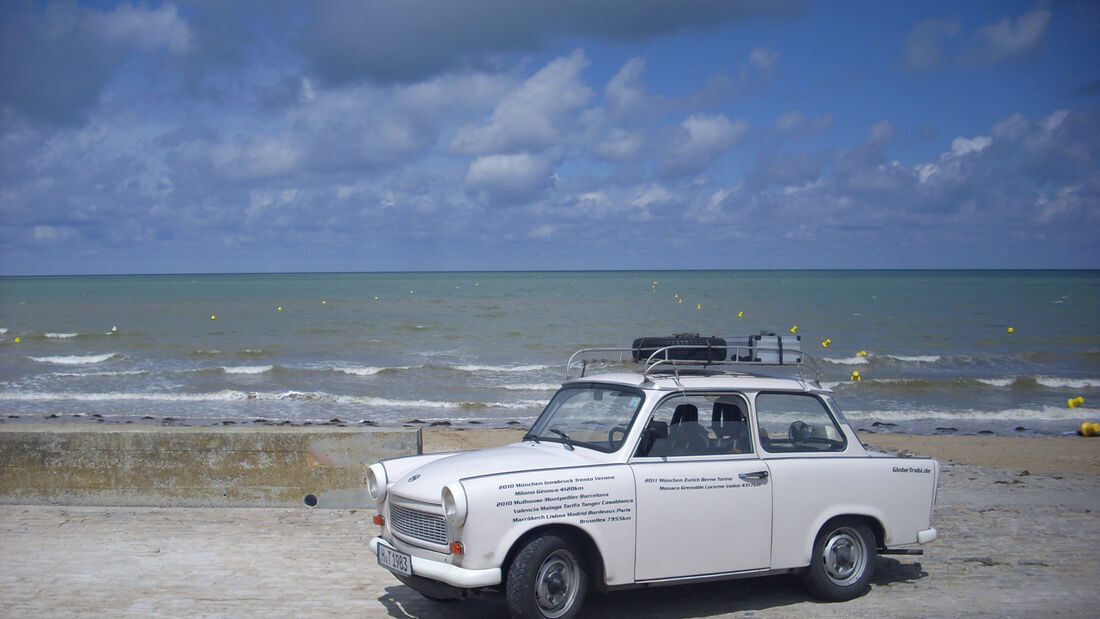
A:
[{"left": 367, "top": 335, "right": 938, "bottom": 618}]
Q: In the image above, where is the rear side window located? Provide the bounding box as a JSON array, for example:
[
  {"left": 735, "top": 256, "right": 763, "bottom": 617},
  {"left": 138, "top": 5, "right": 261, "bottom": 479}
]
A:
[{"left": 755, "top": 393, "right": 847, "bottom": 453}]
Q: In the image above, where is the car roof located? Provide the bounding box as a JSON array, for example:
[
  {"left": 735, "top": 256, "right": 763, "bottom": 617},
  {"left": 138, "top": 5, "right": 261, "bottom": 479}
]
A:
[{"left": 564, "top": 370, "right": 827, "bottom": 394}]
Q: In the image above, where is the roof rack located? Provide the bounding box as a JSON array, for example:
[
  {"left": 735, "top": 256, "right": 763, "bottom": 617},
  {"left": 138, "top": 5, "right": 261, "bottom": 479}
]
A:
[{"left": 566, "top": 334, "right": 815, "bottom": 383}]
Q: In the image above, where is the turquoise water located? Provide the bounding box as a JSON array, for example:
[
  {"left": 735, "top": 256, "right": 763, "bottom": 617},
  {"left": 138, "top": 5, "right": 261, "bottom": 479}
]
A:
[{"left": 1, "top": 271, "right": 1097, "bottom": 435}]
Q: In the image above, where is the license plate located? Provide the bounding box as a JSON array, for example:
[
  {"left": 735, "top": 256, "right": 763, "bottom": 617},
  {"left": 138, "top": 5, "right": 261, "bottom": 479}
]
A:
[{"left": 377, "top": 543, "right": 412, "bottom": 576}]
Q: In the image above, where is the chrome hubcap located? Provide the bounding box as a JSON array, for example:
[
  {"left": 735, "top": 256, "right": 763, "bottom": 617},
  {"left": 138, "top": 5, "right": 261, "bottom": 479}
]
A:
[
  {"left": 535, "top": 549, "right": 579, "bottom": 618},
  {"left": 822, "top": 527, "right": 866, "bottom": 586}
]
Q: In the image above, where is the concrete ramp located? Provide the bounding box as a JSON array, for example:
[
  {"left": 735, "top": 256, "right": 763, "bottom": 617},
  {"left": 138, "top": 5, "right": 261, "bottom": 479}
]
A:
[{"left": 0, "top": 425, "right": 421, "bottom": 508}]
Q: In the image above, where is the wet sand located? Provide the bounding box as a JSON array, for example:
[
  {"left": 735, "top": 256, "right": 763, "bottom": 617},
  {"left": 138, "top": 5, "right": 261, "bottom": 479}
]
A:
[{"left": 2, "top": 430, "right": 1098, "bottom": 617}]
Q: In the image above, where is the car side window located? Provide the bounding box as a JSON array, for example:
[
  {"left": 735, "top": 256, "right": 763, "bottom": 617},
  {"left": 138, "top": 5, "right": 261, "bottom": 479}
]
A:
[
  {"left": 755, "top": 393, "right": 847, "bottom": 453},
  {"left": 635, "top": 394, "right": 753, "bottom": 457}
]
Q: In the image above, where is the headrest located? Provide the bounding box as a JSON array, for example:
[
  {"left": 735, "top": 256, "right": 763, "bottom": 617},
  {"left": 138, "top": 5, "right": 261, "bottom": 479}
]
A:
[
  {"left": 712, "top": 402, "right": 744, "bottom": 426},
  {"left": 671, "top": 403, "right": 699, "bottom": 425}
]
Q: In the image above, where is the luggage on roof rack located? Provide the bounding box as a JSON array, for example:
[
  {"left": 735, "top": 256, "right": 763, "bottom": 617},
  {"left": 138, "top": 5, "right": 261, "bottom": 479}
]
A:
[{"left": 631, "top": 334, "right": 727, "bottom": 362}]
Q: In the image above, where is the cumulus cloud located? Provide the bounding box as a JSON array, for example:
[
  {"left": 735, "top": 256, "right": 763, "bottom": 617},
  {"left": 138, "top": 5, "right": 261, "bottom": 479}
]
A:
[
  {"left": 0, "top": 2, "right": 192, "bottom": 125},
  {"left": 902, "top": 7, "right": 1050, "bottom": 71},
  {"left": 465, "top": 151, "right": 559, "bottom": 205},
  {"left": 659, "top": 114, "right": 749, "bottom": 178},
  {"left": 450, "top": 50, "right": 592, "bottom": 155}
]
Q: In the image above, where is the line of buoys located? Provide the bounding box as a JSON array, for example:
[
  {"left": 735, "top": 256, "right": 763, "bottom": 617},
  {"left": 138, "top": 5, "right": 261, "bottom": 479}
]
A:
[
  {"left": 821, "top": 338, "right": 832, "bottom": 348},
  {"left": 1067, "top": 396, "right": 1085, "bottom": 408},
  {"left": 1080, "top": 422, "right": 1099, "bottom": 437},
  {"left": 851, "top": 371, "right": 861, "bottom": 382}
]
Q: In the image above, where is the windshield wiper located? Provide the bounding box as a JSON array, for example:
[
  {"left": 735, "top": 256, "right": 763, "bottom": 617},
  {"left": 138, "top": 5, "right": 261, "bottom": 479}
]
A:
[
  {"left": 522, "top": 432, "right": 540, "bottom": 444},
  {"left": 549, "top": 429, "right": 575, "bottom": 450}
]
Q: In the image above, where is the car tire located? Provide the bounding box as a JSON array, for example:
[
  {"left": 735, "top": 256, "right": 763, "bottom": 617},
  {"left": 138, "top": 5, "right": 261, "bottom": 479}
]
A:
[
  {"left": 802, "top": 518, "right": 877, "bottom": 601},
  {"left": 506, "top": 533, "right": 587, "bottom": 619}
]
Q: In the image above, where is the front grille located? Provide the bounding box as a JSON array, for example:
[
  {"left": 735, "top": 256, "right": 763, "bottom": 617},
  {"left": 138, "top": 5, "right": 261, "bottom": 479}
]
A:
[{"left": 389, "top": 503, "right": 448, "bottom": 546}]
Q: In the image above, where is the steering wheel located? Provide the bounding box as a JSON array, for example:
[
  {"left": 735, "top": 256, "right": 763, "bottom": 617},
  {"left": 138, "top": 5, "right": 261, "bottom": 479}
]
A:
[
  {"left": 608, "top": 425, "right": 629, "bottom": 450},
  {"left": 789, "top": 420, "right": 812, "bottom": 444}
]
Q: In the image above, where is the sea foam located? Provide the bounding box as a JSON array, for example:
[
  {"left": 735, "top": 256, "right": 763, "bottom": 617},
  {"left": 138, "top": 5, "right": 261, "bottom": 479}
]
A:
[{"left": 29, "top": 353, "right": 118, "bottom": 365}]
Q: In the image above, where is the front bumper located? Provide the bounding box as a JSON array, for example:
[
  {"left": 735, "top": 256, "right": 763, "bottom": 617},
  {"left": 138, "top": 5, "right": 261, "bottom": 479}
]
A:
[{"left": 369, "top": 537, "right": 502, "bottom": 588}]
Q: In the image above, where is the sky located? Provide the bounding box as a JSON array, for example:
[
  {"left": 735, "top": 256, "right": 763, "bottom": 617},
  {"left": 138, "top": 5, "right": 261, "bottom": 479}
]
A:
[{"left": 0, "top": 0, "right": 1098, "bottom": 275}]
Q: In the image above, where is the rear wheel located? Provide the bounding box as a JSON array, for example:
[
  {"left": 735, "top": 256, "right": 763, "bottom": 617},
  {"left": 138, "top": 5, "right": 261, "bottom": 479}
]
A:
[
  {"left": 506, "top": 533, "right": 587, "bottom": 619},
  {"left": 802, "top": 518, "right": 877, "bottom": 601}
]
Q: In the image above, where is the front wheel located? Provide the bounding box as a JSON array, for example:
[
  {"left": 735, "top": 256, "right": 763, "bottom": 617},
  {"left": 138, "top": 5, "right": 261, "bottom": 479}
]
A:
[
  {"left": 802, "top": 518, "right": 877, "bottom": 601},
  {"left": 506, "top": 533, "right": 587, "bottom": 619}
]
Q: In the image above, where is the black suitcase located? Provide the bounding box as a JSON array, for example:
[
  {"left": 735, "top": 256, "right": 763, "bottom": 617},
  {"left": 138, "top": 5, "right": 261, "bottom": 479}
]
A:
[{"left": 632, "top": 334, "right": 727, "bottom": 362}]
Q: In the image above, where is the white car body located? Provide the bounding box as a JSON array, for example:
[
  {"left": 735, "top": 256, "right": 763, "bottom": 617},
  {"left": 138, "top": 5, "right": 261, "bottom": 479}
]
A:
[{"left": 368, "top": 339, "right": 938, "bottom": 617}]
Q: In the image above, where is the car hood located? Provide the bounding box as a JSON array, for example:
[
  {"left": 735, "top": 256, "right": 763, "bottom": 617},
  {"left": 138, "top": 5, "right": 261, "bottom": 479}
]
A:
[{"left": 388, "top": 441, "right": 610, "bottom": 504}]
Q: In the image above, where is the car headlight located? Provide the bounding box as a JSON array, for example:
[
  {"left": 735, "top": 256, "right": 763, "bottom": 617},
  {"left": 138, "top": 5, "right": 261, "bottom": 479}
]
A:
[
  {"left": 442, "top": 482, "right": 468, "bottom": 527},
  {"left": 366, "top": 463, "right": 387, "bottom": 504}
]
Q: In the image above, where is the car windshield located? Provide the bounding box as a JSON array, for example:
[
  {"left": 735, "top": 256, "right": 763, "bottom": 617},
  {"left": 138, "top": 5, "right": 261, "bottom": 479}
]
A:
[{"left": 526, "top": 385, "right": 645, "bottom": 453}]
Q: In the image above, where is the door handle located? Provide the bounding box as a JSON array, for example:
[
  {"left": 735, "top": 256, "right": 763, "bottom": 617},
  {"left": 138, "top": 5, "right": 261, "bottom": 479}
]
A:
[{"left": 739, "top": 471, "right": 769, "bottom": 481}]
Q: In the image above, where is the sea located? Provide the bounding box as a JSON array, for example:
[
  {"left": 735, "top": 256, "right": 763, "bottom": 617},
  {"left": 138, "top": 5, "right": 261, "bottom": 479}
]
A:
[{"left": 1, "top": 271, "right": 1097, "bottom": 437}]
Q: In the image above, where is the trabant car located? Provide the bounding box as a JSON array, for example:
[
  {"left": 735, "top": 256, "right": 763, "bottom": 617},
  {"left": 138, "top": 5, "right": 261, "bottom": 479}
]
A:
[{"left": 367, "top": 335, "right": 939, "bottom": 618}]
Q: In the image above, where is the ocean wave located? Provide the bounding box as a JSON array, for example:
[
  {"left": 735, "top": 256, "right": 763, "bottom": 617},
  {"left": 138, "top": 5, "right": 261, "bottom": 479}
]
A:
[
  {"left": 44, "top": 332, "right": 79, "bottom": 339},
  {"left": 0, "top": 328, "right": 7, "bottom": 335},
  {"left": 1035, "top": 377, "right": 1100, "bottom": 389},
  {"left": 0, "top": 390, "right": 247, "bottom": 402},
  {"left": 0, "top": 389, "right": 546, "bottom": 411},
  {"left": 29, "top": 353, "right": 119, "bottom": 365},
  {"left": 333, "top": 365, "right": 414, "bottom": 376},
  {"left": 839, "top": 375, "right": 1100, "bottom": 391},
  {"left": 222, "top": 365, "right": 273, "bottom": 375},
  {"left": 496, "top": 383, "right": 561, "bottom": 391},
  {"left": 845, "top": 405, "right": 1095, "bottom": 422},
  {"left": 884, "top": 355, "right": 941, "bottom": 363},
  {"left": 823, "top": 356, "right": 869, "bottom": 366},
  {"left": 53, "top": 370, "right": 149, "bottom": 377},
  {"left": 453, "top": 363, "right": 553, "bottom": 373}
]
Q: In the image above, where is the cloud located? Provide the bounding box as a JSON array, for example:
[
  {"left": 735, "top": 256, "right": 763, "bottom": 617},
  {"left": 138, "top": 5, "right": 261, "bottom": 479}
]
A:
[
  {"left": 450, "top": 50, "right": 592, "bottom": 155},
  {"left": 902, "top": 8, "right": 1050, "bottom": 71},
  {"left": 0, "top": 2, "right": 192, "bottom": 125},
  {"left": 971, "top": 8, "right": 1051, "bottom": 64},
  {"left": 659, "top": 113, "right": 749, "bottom": 178},
  {"left": 298, "top": 0, "right": 807, "bottom": 85},
  {"left": 465, "top": 151, "right": 559, "bottom": 205}
]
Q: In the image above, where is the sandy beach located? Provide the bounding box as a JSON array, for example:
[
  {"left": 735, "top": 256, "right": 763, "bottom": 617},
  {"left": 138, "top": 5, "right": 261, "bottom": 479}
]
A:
[{"left": 2, "top": 429, "right": 1099, "bottom": 617}]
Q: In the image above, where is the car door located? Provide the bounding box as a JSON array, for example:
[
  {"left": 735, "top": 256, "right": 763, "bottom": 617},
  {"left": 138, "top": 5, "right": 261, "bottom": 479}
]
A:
[{"left": 629, "top": 393, "right": 772, "bottom": 581}]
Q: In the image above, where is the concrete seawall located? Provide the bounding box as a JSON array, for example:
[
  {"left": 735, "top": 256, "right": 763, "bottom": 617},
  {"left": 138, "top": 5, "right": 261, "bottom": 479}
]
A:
[{"left": 0, "top": 425, "right": 421, "bottom": 508}]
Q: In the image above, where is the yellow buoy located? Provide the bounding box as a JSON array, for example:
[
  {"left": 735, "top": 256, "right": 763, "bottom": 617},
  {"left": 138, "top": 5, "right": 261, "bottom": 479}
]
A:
[
  {"left": 210, "top": 315, "right": 216, "bottom": 320},
  {"left": 790, "top": 326, "right": 798, "bottom": 335},
  {"left": 678, "top": 298, "right": 682, "bottom": 304},
  {"left": 1081, "top": 422, "right": 1099, "bottom": 437},
  {"left": 1068, "top": 396, "right": 1085, "bottom": 408},
  {"left": 737, "top": 311, "right": 743, "bottom": 319},
  {"left": 857, "top": 350, "right": 868, "bottom": 357},
  {"left": 851, "top": 371, "right": 861, "bottom": 382},
  {"left": 277, "top": 307, "right": 282, "bottom": 312},
  {"left": 322, "top": 300, "right": 326, "bottom": 304},
  {"left": 696, "top": 304, "right": 702, "bottom": 310},
  {"left": 822, "top": 339, "right": 831, "bottom": 348},
  {"left": 373, "top": 296, "right": 379, "bottom": 301},
  {"left": 13, "top": 336, "right": 21, "bottom": 343},
  {"left": 1007, "top": 327, "right": 1014, "bottom": 334}
]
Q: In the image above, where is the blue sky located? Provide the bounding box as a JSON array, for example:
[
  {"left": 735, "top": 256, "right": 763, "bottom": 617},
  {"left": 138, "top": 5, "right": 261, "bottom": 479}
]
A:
[{"left": 1, "top": 0, "right": 1098, "bottom": 275}]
